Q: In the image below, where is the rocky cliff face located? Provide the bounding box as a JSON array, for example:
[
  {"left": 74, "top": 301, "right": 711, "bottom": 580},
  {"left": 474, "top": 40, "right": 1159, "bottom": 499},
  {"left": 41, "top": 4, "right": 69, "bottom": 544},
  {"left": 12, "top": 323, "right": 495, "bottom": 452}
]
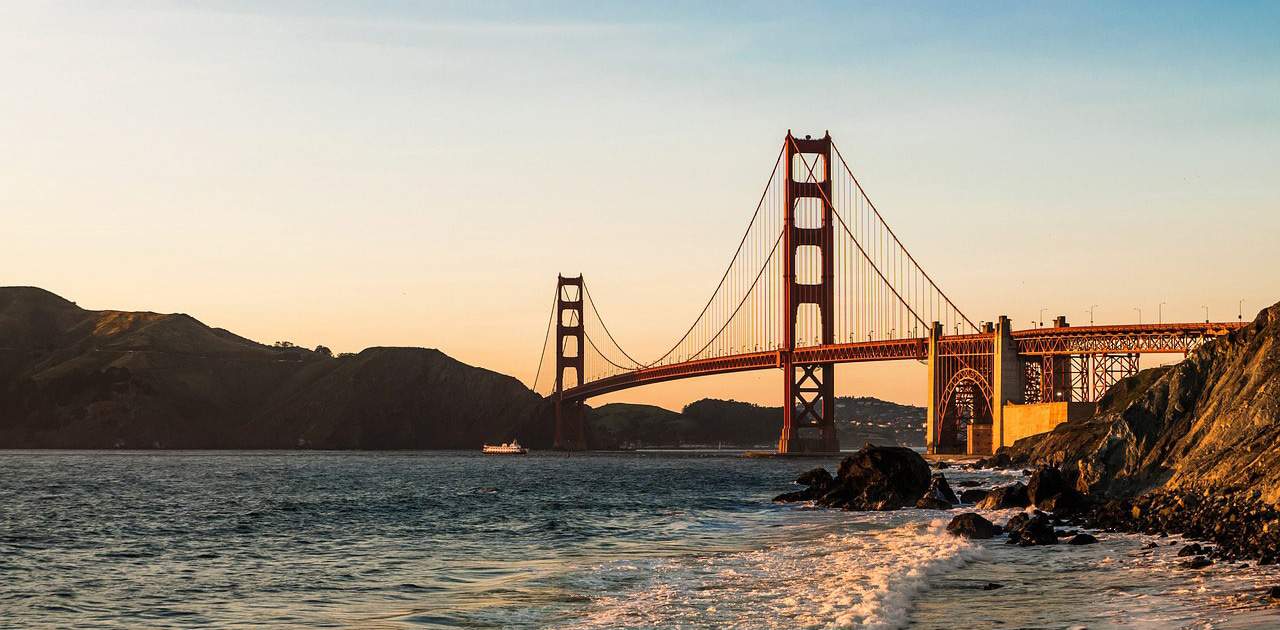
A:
[
  {"left": 0, "top": 287, "right": 547, "bottom": 449},
  {"left": 1006, "top": 301, "right": 1280, "bottom": 502}
]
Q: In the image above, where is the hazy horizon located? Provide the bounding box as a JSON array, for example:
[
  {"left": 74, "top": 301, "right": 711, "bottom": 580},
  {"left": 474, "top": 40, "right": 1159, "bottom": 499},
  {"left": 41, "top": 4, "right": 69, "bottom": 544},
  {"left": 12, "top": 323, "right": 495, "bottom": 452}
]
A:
[{"left": 5, "top": 2, "right": 1278, "bottom": 410}]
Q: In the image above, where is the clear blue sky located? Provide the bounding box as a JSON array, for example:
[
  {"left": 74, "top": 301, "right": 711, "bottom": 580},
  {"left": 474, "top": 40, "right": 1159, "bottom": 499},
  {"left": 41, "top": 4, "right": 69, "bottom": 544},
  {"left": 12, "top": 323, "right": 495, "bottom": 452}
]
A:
[{"left": 3, "top": 2, "right": 1277, "bottom": 407}]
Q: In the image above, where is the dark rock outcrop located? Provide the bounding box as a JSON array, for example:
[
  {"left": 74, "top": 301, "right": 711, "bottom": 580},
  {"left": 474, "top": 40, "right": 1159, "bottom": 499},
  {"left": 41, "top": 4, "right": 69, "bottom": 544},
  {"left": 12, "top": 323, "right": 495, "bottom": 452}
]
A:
[
  {"left": 974, "top": 452, "right": 1012, "bottom": 469},
  {"left": 1025, "top": 466, "right": 1088, "bottom": 515},
  {"left": 977, "top": 482, "right": 1030, "bottom": 510},
  {"left": 915, "top": 473, "right": 958, "bottom": 508},
  {"left": 959, "top": 488, "right": 989, "bottom": 504},
  {"left": 772, "top": 488, "right": 819, "bottom": 503},
  {"left": 1006, "top": 511, "right": 1058, "bottom": 546},
  {"left": 916, "top": 497, "right": 953, "bottom": 510},
  {"left": 797, "top": 467, "right": 835, "bottom": 488},
  {"left": 1036, "top": 491, "right": 1086, "bottom": 515},
  {"left": 925, "top": 473, "right": 959, "bottom": 505},
  {"left": 1067, "top": 533, "right": 1098, "bottom": 545},
  {"left": 1178, "top": 543, "right": 1205, "bottom": 557},
  {"left": 776, "top": 445, "right": 932, "bottom": 511},
  {"left": 1026, "top": 466, "right": 1070, "bottom": 505},
  {"left": 819, "top": 445, "right": 932, "bottom": 510},
  {"left": 947, "top": 512, "right": 998, "bottom": 539},
  {"left": 1183, "top": 556, "right": 1213, "bottom": 569},
  {"left": 773, "top": 467, "right": 836, "bottom": 503}
]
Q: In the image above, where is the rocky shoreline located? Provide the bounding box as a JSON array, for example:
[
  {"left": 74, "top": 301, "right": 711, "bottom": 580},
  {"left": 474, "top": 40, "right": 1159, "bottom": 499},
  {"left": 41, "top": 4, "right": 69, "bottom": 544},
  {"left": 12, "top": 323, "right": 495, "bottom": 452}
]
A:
[
  {"left": 774, "top": 444, "right": 1280, "bottom": 601},
  {"left": 1083, "top": 490, "right": 1280, "bottom": 565}
]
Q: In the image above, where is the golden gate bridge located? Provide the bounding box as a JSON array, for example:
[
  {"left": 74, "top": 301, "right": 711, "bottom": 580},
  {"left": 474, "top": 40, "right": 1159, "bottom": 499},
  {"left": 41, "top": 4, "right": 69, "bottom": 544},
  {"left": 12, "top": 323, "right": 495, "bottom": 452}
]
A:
[{"left": 531, "top": 132, "right": 1243, "bottom": 455}]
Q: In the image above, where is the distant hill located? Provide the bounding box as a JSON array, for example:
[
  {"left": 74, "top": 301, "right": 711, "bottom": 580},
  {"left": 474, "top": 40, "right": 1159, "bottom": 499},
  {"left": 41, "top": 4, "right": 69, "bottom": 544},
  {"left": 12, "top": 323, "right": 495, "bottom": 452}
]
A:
[
  {"left": 589, "top": 396, "right": 924, "bottom": 449},
  {"left": 0, "top": 287, "right": 549, "bottom": 449}
]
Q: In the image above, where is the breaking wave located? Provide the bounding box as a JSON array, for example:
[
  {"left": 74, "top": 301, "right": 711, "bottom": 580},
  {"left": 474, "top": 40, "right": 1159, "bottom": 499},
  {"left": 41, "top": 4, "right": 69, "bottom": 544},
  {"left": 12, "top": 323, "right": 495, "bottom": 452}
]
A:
[{"left": 566, "top": 518, "right": 984, "bottom": 629}]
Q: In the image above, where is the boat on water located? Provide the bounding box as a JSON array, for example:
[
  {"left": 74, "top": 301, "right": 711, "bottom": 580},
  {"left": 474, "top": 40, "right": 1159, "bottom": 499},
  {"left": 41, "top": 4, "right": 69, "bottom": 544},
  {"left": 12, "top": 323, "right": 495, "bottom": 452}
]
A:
[{"left": 482, "top": 440, "right": 528, "bottom": 455}]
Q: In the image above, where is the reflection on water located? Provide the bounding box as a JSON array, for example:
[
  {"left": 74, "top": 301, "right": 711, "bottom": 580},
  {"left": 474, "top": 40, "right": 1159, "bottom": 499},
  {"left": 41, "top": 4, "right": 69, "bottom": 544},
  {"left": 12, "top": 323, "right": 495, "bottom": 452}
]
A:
[{"left": 0, "top": 451, "right": 1275, "bottom": 628}]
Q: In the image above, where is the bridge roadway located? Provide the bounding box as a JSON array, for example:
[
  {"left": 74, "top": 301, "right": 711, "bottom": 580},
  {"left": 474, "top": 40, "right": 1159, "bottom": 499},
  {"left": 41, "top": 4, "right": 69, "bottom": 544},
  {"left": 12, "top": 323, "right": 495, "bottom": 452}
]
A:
[{"left": 560, "top": 321, "right": 1245, "bottom": 402}]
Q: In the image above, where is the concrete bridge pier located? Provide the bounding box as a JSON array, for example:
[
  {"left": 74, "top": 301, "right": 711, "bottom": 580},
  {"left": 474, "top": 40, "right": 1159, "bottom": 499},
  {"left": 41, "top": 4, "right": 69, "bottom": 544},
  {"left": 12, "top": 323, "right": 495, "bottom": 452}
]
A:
[
  {"left": 989, "top": 315, "right": 1023, "bottom": 455},
  {"left": 925, "top": 322, "right": 942, "bottom": 454}
]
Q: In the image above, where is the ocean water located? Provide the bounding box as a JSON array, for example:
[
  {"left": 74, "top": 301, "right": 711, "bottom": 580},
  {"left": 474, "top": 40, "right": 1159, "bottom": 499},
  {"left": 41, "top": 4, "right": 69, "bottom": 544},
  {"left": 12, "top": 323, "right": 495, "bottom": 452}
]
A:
[{"left": 1, "top": 451, "right": 1277, "bottom": 629}]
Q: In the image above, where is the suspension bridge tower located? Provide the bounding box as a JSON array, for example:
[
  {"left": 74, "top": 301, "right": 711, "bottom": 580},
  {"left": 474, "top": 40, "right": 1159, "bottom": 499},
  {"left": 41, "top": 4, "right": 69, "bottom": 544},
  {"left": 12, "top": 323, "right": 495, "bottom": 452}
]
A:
[
  {"left": 553, "top": 274, "right": 587, "bottom": 450},
  {"left": 778, "top": 132, "right": 840, "bottom": 454}
]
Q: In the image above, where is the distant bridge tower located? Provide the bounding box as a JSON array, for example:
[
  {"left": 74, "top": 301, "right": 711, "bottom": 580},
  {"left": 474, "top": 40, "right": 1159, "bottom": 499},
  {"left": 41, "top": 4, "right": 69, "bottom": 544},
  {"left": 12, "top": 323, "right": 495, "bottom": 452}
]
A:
[
  {"left": 554, "top": 274, "right": 587, "bottom": 450},
  {"left": 778, "top": 132, "right": 839, "bottom": 454}
]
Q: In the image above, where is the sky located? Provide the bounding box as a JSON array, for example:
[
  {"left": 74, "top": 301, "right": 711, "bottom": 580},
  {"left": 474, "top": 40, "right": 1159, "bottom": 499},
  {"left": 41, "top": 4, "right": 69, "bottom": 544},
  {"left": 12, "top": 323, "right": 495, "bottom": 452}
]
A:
[{"left": 3, "top": 2, "right": 1278, "bottom": 409}]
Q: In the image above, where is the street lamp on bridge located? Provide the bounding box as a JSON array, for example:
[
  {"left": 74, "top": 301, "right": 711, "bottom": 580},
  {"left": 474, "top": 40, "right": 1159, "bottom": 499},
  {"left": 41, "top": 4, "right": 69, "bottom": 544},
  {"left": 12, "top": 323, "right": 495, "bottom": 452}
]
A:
[
  {"left": 1159, "top": 302, "right": 1166, "bottom": 324},
  {"left": 1133, "top": 307, "right": 1142, "bottom": 325},
  {"left": 1088, "top": 305, "right": 1098, "bottom": 326},
  {"left": 1038, "top": 308, "right": 1047, "bottom": 328},
  {"left": 1202, "top": 305, "right": 1210, "bottom": 323},
  {"left": 1240, "top": 299, "right": 1246, "bottom": 321}
]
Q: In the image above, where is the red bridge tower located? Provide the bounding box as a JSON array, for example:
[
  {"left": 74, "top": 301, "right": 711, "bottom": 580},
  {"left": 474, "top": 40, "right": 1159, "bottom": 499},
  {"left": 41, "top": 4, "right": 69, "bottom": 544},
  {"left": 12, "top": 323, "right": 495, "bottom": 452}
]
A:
[
  {"left": 779, "top": 133, "right": 839, "bottom": 454},
  {"left": 554, "top": 274, "right": 587, "bottom": 450}
]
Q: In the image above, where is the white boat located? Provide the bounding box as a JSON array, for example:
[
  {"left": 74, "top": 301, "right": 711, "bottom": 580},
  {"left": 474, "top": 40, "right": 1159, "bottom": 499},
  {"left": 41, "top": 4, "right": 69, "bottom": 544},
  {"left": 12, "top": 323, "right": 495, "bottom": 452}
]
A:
[{"left": 482, "top": 440, "right": 528, "bottom": 454}]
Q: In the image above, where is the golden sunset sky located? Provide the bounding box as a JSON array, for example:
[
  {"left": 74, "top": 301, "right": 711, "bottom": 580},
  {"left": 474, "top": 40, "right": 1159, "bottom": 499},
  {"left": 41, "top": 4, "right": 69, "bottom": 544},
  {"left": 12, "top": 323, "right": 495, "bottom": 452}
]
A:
[{"left": 4, "top": 3, "right": 1278, "bottom": 409}]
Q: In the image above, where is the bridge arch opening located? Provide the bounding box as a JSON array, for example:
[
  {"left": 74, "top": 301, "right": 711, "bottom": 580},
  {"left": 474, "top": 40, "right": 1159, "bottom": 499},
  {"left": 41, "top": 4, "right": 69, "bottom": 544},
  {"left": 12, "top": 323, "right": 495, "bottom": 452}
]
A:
[{"left": 937, "top": 368, "right": 993, "bottom": 455}]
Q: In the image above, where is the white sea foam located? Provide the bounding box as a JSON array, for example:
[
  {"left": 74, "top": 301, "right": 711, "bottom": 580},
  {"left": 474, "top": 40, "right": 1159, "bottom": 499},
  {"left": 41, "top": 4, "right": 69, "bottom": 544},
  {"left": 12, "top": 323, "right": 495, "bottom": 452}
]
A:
[{"left": 565, "top": 518, "right": 984, "bottom": 629}]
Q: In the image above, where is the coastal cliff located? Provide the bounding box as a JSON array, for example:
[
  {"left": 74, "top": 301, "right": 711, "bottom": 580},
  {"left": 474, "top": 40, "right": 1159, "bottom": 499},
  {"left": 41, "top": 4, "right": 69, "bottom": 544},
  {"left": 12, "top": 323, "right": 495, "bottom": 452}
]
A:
[{"left": 1005, "top": 300, "right": 1280, "bottom": 501}]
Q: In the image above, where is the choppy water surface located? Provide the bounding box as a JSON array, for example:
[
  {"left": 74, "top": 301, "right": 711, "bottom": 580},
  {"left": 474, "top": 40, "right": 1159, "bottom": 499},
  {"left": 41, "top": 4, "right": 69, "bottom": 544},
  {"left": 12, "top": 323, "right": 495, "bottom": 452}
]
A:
[{"left": 1, "top": 451, "right": 1277, "bottom": 628}]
